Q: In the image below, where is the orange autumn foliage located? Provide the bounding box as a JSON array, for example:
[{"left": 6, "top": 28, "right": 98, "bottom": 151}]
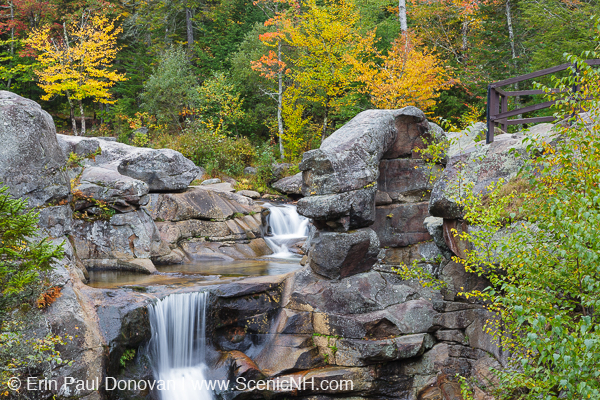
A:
[
  {"left": 36, "top": 286, "right": 62, "bottom": 309},
  {"left": 351, "top": 32, "right": 456, "bottom": 111}
]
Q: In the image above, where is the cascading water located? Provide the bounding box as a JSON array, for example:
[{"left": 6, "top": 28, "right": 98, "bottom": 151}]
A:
[
  {"left": 263, "top": 203, "right": 309, "bottom": 258},
  {"left": 148, "top": 292, "right": 212, "bottom": 400}
]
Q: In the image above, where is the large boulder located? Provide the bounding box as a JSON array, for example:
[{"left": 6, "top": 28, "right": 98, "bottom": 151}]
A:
[
  {"left": 74, "top": 166, "right": 149, "bottom": 213},
  {"left": 299, "top": 107, "right": 430, "bottom": 197},
  {"left": 144, "top": 187, "right": 254, "bottom": 222},
  {"left": 372, "top": 202, "right": 431, "bottom": 247},
  {"left": 57, "top": 134, "right": 200, "bottom": 192},
  {"left": 378, "top": 159, "right": 440, "bottom": 202},
  {"left": 70, "top": 209, "right": 169, "bottom": 273},
  {"left": 297, "top": 187, "right": 376, "bottom": 230},
  {"left": 0, "top": 91, "right": 70, "bottom": 207},
  {"left": 272, "top": 172, "right": 302, "bottom": 195},
  {"left": 306, "top": 228, "right": 380, "bottom": 279},
  {"left": 117, "top": 148, "right": 200, "bottom": 191},
  {"left": 429, "top": 125, "right": 557, "bottom": 219}
]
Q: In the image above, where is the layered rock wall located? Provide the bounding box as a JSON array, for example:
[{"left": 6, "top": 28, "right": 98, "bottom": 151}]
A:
[{"left": 206, "top": 108, "right": 503, "bottom": 399}]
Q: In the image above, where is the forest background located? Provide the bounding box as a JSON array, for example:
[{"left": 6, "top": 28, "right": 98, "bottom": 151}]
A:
[{"left": 0, "top": 0, "right": 597, "bottom": 189}]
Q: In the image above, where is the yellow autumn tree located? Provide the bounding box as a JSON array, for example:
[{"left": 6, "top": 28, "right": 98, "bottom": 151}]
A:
[
  {"left": 352, "top": 32, "right": 455, "bottom": 111},
  {"left": 26, "top": 13, "right": 125, "bottom": 135},
  {"left": 280, "top": 0, "right": 376, "bottom": 140}
]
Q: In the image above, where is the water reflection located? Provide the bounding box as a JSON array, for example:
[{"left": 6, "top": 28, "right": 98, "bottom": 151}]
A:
[{"left": 87, "top": 258, "right": 302, "bottom": 289}]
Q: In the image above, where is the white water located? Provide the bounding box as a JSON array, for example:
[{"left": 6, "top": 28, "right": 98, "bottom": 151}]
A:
[
  {"left": 263, "top": 203, "right": 309, "bottom": 258},
  {"left": 148, "top": 292, "right": 212, "bottom": 400}
]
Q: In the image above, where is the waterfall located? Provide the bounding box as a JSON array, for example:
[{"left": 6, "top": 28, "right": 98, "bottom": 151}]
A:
[
  {"left": 148, "top": 292, "right": 212, "bottom": 400},
  {"left": 263, "top": 203, "right": 309, "bottom": 258}
]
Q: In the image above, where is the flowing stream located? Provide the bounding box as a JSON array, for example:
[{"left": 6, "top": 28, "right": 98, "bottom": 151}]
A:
[
  {"left": 148, "top": 292, "right": 212, "bottom": 400},
  {"left": 263, "top": 203, "right": 309, "bottom": 258}
]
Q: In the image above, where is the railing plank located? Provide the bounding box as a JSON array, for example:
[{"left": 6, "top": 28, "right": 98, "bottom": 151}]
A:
[
  {"left": 490, "top": 63, "right": 571, "bottom": 88},
  {"left": 505, "top": 116, "right": 556, "bottom": 125},
  {"left": 492, "top": 100, "right": 556, "bottom": 120},
  {"left": 496, "top": 88, "right": 546, "bottom": 97},
  {"left": 486, "top": 59, "right": 600, "bottom": 144}
]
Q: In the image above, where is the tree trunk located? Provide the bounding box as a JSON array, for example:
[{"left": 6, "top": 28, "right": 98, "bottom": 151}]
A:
[
  {"left": 186, "top": 8, "right": 194, "bottom": 50},
  {"left": 461, "top": 19, "right": 469, "bottom": 55},
  {"left": 7, "top": 1, "right": 14, "bottom": 89},
  {"left": 66, "top": 92, "right": 78, "bottom": 135},
  {"left": 79, "top": 99, "right": 86, "bottom": 136},
  {"left": 9, "top": 1, "right": 14, "bottom": 57},
  {"left": 277, "top": 42, "right": 284, "bottom": 160},
  {"left": 398, "top": 0, "right": 407, "bottom": 31},
  {"left": 506, "top": 0, "right": 521, "bottom": 126},
  {"left": 321, "top": 103, "right": 329, "bottom": 144}
]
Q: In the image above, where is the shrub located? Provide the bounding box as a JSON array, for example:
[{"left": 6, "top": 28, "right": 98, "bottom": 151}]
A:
[{"left": 454, "top": 48, "right": 600, "bottom": 399}]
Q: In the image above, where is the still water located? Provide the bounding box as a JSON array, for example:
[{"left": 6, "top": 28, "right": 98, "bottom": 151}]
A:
[{"left": 87, "top": 258, "right": 302, "bottom": 289}]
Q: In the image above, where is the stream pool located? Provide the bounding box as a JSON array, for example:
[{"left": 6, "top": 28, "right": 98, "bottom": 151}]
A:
[
  {"left": 86, "top": 258, "right": 303, "bottom": 289},
  {"left": 87, "top": 202, "right": 308, "bottom": 290}
]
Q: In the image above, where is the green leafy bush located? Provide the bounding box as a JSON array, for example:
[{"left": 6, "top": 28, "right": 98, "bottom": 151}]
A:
[{"left": 454, "top": 47, "right": 600, "bottom": 399}]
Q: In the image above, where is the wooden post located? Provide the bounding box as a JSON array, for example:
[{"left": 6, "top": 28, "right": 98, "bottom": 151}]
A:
[
  {"left": 501, "top": 95, "right": 508, "bottom": 133},
  {"left": 487, "top": 86, "right": 499, "bottom": 143},
  {"left": 486, "top": 85, "right": 493, "bottom": 144}
]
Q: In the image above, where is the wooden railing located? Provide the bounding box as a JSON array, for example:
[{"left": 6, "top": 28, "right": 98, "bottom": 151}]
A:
[{"left": 486, "top": 59, "right": 600, "bottom": 144}]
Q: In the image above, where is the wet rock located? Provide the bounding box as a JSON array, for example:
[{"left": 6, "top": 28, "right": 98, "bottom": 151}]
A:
[
  {"left": 378, "top": 241, "right": 442, "bottom": 266},
  {"left": 401, "top": 343, "right": 471, "bottom": 380},
  {"left": 276, "top": 309, "right": 314, "bottom": 334},
  {"left": 45, "top": 276, "right": 105, "bottom": 399},
  {"left": 253, "top": 334, "right": 323, "bottom": 376},
  {"left": 297, "top": 187, "right": 376, "bottom": 231},
  {"left": 88, "top": 288, "right": 153, "bottom": 375},
  {"left": 273, "top": 172, "right": 303, "bottom": 195},
  {"left": 440, "top": 259, "right": 490, "bottom": 301},
  {"left": 0, "top": 91, "right": 70, "bottom": 207},
  {"left": 300, "top": 107, "right": 431, "bottom": 197},
  {"left": 372, "top": 202, "right": 431, "bottom": 247},
  {"left": 375, "top": 190, "right": 393, "bottom": 205},
  {"left": 152, "top": 248, "right": 187, "bottom": 265},
  {"left": 312, "top": 299, "right": 439, "bottom": 339},
  {"left": 434, "top": 330, "right": 466, "bottom": 344},
  {"left": 84, "top": 258, "right": 157, "bottom": 274},
  {"left": 156, "top": 220, "right": 233, "bottom": 246},
  {"left": 288, "top": 267, "right": 434, "bottom": 315},
  {"left": 156, "top": 214, "right": 263, "bottom": 247},
  {"left": 180, "top": 238, "right": 272, "bottom": 260},
  {"left": 306, "top": 228, "right": 380, "bottom": 279}
]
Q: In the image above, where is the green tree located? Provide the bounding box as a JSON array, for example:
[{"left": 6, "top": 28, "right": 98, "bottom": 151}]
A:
[
  {"left": 0, "top": 184, "right": 67, "bottom": 392},
  {"left": 193, "top": 71, "right": 246, "bottom": 136},
  {"left": 140, "top": 46, "right": 197, "bottom": 126}
]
